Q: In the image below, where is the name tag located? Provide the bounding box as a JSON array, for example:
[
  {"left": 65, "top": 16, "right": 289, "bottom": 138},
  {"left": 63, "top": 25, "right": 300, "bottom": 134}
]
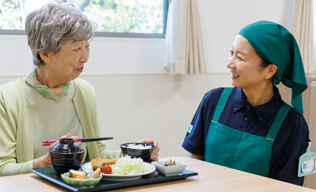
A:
[
  {"left": 187, "top": 124, "right": 193, "bottom": 133},
  {"left": 298, "top": 142, "right": 316, "bottom": 177},
  {"left": 300, "top": 159, "right": 315, "bottom": 174}
]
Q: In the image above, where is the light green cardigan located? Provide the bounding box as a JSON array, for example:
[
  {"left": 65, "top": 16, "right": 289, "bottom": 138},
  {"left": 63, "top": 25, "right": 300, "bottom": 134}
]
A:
[{"left": 0, "top": 78, "right": 120, "bottom": 176}]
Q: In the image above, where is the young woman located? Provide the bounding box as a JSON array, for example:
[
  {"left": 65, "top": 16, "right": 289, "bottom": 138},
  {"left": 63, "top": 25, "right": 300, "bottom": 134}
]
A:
[{"left": 182, "top": 21, "right": 309, "bottom": 185}]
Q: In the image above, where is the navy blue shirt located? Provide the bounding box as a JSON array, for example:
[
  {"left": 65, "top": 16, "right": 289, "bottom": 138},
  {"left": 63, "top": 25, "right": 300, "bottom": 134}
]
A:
[{"left": 182, "top": 86, "right": 310, "bottom": 185}]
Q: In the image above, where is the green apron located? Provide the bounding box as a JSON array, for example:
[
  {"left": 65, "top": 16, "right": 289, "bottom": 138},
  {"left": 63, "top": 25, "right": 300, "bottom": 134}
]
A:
[{"left": 205, "top": 87, "right": 291, "bottom": 176}]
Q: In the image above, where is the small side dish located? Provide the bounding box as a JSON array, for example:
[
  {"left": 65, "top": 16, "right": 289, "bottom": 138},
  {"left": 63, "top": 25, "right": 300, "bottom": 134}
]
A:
[
  {"left": 61, "top": 168, "right": 102, "bottom": 188},
  {"left": 164, "top": 159, "right": 176, "bottom": 166},
  {"left": 152, "top": 160, "right": 187, "bottom": 176}
]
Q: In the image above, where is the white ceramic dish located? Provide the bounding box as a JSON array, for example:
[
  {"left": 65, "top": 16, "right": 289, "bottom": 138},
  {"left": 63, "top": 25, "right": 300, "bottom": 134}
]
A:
[
  {"left": 151, "top": 160, "right": 187, "bottom": 176},
  {"left": 81, "top": 162, "right": 156, "bottom": 181}
]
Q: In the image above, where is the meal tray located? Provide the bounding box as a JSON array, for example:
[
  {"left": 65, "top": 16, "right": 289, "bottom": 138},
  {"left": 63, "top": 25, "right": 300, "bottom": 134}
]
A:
[{"left": 30, "top": 167, "right": 198, "bottom": 192}]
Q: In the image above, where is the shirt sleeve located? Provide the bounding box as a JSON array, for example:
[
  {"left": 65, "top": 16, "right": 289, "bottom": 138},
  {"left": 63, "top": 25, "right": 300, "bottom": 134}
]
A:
[
  {"left": 269, "top": 109, "right": 310, "bottom": 186},
  {"left": 182, "top": 88, "right": 224, "bottom": 155},
  {"left": 0, "top": 94, "right": 34, "bottom": 176},
  {"left": 98, "top": 142, "right": 121, "bottom": 159}
]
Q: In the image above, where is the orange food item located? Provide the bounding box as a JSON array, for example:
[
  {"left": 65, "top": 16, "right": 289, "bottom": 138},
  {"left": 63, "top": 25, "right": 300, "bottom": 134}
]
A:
[
  {"left": 74, "top": 174, "right": 87, "bottom": 180},
  {"left": 70, "top": 170, "right": 87, "bottom": 180}
]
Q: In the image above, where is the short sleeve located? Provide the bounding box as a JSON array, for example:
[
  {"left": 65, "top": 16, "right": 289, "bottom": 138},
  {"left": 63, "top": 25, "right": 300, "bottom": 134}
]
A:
[
  {"left": 182, "top": 88, "right": 224, "bottom": 155},
  {"left": 269, "top": 109, "right": 310, "bottom": 185}
]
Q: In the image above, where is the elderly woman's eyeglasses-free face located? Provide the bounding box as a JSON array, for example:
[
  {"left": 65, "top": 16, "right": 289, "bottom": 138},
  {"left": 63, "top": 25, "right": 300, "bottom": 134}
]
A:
[{"left": 39, "top": 40, "right": 90, "bottom": 86}]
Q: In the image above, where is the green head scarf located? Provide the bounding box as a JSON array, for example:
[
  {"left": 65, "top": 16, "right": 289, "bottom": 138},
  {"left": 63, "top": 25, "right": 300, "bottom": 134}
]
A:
[{"left": 239, "top": 20, "right": 308, "bottom": 113}]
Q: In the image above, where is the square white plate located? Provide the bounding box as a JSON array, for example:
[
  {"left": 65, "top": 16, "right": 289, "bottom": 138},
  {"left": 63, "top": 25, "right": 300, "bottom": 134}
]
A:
[{"left": 151, "top": 161, "right": 186, "bottom": 176}]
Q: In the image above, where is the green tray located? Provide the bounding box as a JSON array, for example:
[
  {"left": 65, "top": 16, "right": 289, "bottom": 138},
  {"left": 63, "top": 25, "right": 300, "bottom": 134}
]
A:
[{"left": 30, "top": 167, "right": 198, "bottom": 192}]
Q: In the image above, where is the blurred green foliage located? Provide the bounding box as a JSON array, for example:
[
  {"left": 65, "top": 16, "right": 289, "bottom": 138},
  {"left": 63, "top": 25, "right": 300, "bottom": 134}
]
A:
[
  {"left": 0, "top": 0, "right": 164, "bottom": 34},
  {"left": 0, "top": 0, "right": 24, "bottom": 30},
  {"left": 81, "top": 0, "right": 163, "bottom": 33}
]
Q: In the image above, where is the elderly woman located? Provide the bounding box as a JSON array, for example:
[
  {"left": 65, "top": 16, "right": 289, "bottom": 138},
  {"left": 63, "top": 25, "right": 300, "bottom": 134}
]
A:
[
  {"left": 0, "top": 1, "right": 159, "bottom": 176},
  {"left": 182, "top": 21, "right": 310, "bottom": 185}
]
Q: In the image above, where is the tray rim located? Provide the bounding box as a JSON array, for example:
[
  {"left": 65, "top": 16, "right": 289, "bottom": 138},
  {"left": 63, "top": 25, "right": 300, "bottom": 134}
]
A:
[
  {"left": 30, "top": 167, "right": 198, "bottom": 192},
  {"left": 30, "top": 168, "right": 78, "bottom": 191}
]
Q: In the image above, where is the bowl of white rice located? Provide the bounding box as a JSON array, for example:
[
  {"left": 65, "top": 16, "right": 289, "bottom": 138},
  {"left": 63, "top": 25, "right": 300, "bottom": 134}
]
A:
[{"left": 120, "top": 142, "right": 156, "bottom": 162}]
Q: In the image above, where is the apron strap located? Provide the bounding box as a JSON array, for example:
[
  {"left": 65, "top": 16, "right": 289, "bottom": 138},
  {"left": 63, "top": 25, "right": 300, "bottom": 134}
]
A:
[
  {"left": 266, "top": 102, "right": 291, "bottom": 141},
  {"left": 212, "top": 87, "right": 233, "bottom": 122}
]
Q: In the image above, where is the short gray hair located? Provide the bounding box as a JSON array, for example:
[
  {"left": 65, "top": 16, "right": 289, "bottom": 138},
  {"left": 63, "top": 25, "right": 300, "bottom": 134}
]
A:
[{"left": 25, "top": 1, "right": 95, "bottom": 66}]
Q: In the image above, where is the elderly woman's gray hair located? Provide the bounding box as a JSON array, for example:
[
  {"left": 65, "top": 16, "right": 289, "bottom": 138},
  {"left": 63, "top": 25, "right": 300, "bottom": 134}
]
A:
[{"left": 25, "top": 1, "right": 95, "bottom": 66}]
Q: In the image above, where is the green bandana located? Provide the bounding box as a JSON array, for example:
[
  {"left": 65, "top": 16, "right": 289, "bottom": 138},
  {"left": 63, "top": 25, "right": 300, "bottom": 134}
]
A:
[
  {"left": 25, "top": 67, "right": 70, "bottom": 102},
  {"left": 239, "top": 20, "right": 308, "bottom": 113}
]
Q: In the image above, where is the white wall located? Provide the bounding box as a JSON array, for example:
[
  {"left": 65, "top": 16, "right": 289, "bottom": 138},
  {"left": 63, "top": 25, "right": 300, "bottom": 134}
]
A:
[
  {"left": 0, "top": 0, "right": 293, "bottom": 158},
  {"left": 198, "top": 0, "right": 294, "bottom": 73},
  {"left": 0, "top": 35, "right": 166, "bottom": 75}
]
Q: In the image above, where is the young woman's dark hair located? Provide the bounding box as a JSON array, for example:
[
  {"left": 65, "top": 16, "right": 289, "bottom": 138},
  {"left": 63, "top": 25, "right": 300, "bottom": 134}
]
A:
[
  {"left": 260, "top": 56, "right": 274, "bottom": 82},
  {"left": 260, "top": 57, "right": 270, "bottom": 68}
]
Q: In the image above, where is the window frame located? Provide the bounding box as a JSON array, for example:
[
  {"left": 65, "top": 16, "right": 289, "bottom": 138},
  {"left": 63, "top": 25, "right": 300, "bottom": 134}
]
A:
[{"left": 0, "top": 0, "right": 170, "bottom": 38}]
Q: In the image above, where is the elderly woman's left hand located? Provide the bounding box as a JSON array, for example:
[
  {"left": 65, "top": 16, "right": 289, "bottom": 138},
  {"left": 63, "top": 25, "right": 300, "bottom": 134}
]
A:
[{"left": 136, "top": 138, "right": 160, "bottom": 161}]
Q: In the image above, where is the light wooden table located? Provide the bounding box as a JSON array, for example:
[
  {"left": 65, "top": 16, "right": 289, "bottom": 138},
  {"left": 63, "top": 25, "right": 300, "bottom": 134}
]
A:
[{"left": 0, "top": 157, "right": 315, "bottom": 192}]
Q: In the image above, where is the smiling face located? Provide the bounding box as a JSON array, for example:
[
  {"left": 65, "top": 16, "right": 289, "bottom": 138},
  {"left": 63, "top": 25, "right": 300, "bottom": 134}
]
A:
[
  {"left": 39, "top": 40, "right": 90, "bottom": 87},
  {"left": 227, "top": 34, "right": 271, "bottom": 90}
]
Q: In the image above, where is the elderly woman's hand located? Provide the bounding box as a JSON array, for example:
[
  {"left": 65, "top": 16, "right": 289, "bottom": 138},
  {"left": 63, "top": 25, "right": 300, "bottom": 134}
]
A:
[
  {"left": 136, "top": 138, "right": 160, "bottom": 161},
  {"left": 33, "top": 133, "right": 81, "bottom": 168},
  {"left": 61, "top": 133, "right": 82, "bottom": 146},
  {"left": 33, "top": 153, "right": 51, "bottom": 168},
  {"left": 33, "top": 141, "right": 57, "bottom": 168}
]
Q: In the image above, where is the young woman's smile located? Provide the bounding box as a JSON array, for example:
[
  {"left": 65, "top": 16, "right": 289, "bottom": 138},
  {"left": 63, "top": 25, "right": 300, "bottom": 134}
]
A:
[
  {"left": 227, "top": 34, "right": 267, "bottom": 90},
  {"left": 230, "top": 71, "right": 240, "bottom": 79}
]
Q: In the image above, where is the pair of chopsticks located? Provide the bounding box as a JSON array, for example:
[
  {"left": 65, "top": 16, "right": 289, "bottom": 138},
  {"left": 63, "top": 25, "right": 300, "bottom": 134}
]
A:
[{"left": 42, "top": 137, "right": 113, "bottom": 146}]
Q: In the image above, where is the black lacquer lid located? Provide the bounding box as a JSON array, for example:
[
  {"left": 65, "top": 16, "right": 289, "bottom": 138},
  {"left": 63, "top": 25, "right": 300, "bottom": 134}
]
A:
[{"left": 50, "top": 138, "right": 83, "bottom": 153}]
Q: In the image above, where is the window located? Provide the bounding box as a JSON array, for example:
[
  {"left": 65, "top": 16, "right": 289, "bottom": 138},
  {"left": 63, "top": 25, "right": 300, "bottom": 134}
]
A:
[{"left": 0, "top": 0, "right": 169, "bottom": 38}]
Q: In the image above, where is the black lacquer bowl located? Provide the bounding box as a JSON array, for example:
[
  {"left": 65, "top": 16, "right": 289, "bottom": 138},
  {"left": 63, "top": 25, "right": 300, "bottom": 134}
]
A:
[
  {"left": 49, "top": 138, "right": 85, "bottom": 176},
  {"left": 120, "top": 142, "right": 156, "bottom": 162}
]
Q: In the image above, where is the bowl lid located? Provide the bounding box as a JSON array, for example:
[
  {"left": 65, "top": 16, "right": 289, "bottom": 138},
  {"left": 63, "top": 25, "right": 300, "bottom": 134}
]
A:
[{"left": 50, "top": 138, "right": 83, "bottom": 153}]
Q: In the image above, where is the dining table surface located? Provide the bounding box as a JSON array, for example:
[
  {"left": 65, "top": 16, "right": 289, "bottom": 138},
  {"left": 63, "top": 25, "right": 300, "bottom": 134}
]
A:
[{"left": 1, "top": 156, "right": 316, "bottom": 192}]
